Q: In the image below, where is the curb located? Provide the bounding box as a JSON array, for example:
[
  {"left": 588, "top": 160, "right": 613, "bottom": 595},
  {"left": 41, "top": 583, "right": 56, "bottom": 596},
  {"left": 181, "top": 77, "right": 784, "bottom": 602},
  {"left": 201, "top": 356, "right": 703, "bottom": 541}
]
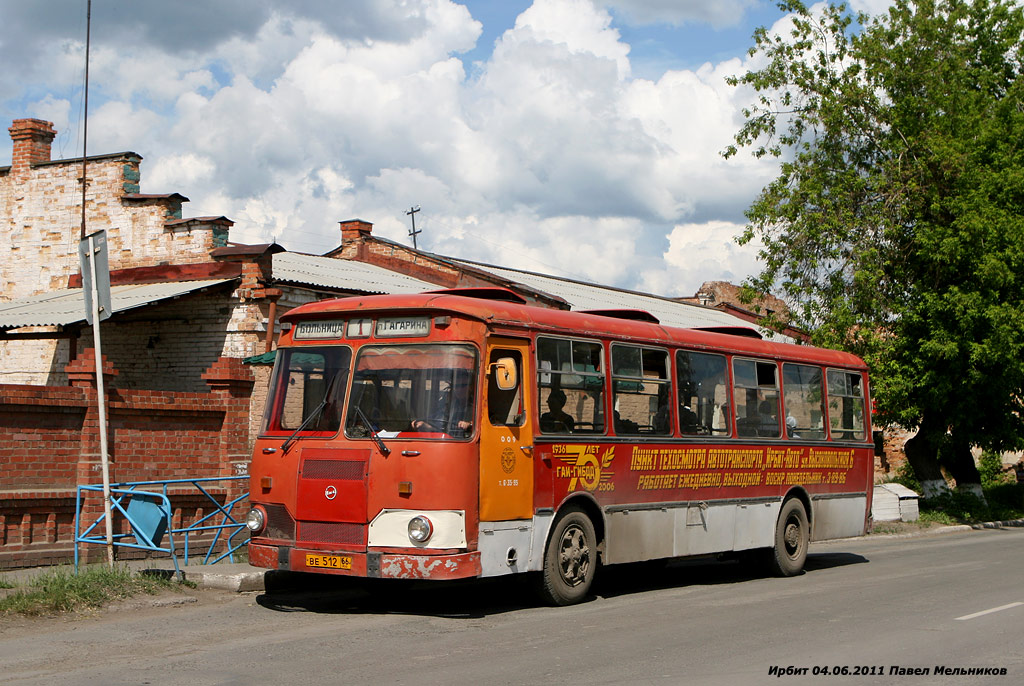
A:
[
  {"left": 180, "top": 565, "right": 265, "bottom": 593},
  {"left": 971, "top": 518, "right": 1024, "bottom": 530},
  {"left": 820, "top": 519, "right": 1024, "bottom": 544},
  {"left": 857, "top": 524, "right": 973, "bottom": 541},
  {"left": 0, "top": 561, "right": 267, "bottom": 594}
]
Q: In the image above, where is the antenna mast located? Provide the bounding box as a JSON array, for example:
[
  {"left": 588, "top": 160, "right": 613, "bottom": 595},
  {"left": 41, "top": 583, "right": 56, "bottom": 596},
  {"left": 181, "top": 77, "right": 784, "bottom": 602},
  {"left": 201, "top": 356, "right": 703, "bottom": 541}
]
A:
[{"left": 406, "top": 205, "right": 422, "bottom": 250}]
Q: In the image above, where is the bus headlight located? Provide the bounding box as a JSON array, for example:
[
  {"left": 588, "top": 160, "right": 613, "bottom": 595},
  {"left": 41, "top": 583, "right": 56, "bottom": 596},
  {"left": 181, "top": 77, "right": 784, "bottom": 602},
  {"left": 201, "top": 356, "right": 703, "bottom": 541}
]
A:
[
  {"left": 408, "top": 516, "right": 433, "bottom": 543},
  {"left": 246, "top": 507, "right": 266, "bottom": 533}
]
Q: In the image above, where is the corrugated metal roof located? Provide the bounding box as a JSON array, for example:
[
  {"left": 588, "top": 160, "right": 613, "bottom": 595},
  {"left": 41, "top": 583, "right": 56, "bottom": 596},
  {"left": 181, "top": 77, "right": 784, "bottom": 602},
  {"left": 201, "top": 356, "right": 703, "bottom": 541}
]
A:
[
  {"left": 273, "top": 252, "right": 437, "bottom": 294},
  {"left": 0, "top": 279, "right": 236, "bottom": 330},
  {"left": 451, "top": 260, "right": 768, "bottom": 332}
]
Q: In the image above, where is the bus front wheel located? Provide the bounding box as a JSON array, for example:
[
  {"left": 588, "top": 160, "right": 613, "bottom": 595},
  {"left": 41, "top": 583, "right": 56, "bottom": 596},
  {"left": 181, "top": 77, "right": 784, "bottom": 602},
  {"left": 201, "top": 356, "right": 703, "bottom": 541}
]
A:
[
  {"left": 538, "top": 507, "right": 596, "bottom": 606},
  {"left": 770, "top": 498, "right": 809, "bottom": 577}
]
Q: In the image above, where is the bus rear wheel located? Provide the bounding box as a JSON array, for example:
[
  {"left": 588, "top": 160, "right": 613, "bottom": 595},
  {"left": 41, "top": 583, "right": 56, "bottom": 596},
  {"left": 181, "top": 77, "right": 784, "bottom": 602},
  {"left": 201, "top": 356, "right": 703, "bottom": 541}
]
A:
[
  {"left": 770, "top": 498, "right": 809, "bottom": 577},
  {"left": 538, "top": 507, "right": 596, "bottom": 606}
]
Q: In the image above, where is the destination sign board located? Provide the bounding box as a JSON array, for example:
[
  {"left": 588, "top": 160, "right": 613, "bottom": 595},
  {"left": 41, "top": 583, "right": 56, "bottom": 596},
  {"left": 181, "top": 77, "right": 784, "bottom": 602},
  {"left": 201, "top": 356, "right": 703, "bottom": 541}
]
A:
[
  {"left": 293, "top": 320, "right": 347, "bottom": 340},
  {"left": 375, "top": 317, "right": 431, "bottom": 337}
]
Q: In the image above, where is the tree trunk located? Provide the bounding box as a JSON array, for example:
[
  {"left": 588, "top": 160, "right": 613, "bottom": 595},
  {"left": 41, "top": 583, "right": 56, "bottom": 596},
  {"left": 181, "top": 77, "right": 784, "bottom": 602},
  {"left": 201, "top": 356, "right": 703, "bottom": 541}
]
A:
[
  {"left": 903, "top": 418, "right": 950, "bottom": 498},
  {"left": 942, "top": 435, "right": 984, "bottom": 500}
]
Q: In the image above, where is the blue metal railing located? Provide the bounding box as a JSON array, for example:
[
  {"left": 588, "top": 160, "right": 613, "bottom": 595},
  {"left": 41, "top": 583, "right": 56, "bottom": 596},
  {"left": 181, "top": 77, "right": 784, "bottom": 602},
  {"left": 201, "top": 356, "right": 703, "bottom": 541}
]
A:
[{"left": 74, "top": 476, "right": 249, "bottom": 580}]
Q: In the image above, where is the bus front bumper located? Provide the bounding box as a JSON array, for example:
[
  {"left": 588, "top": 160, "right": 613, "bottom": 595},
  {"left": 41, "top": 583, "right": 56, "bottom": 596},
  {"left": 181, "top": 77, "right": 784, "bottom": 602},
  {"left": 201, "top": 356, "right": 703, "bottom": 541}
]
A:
[{"left": 248, "top": 542, "right": 481, "bottom": 580}]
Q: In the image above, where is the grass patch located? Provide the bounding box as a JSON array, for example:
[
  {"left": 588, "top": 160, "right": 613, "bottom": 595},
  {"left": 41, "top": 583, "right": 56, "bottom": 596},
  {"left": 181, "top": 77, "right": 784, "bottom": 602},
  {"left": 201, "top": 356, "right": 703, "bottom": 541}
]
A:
[
  {"left": 919, "top": 485, "right": 1024, "bottom": 524},
  {"left": 0, "top": 566, "right": 182, "bottom": 617},
  {"left": 918, "top": 509, "right": 959, "bottom": 526},
  {"left": 885, "top": 460, "right": 1024, "bottom": 525}
]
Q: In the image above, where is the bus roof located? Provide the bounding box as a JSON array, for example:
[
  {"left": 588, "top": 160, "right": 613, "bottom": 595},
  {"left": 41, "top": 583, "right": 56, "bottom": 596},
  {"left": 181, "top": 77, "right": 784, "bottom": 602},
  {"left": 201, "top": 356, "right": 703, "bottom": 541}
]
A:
[{"left": 282, "top": 289, "right": 867, "bottom": 370}]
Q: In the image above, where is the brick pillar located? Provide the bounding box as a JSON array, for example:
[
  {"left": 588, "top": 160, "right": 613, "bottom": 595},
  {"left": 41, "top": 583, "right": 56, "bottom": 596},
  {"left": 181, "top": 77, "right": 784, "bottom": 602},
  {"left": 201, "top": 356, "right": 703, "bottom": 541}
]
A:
[
  {"left": 8, "top": 118, "right": 57, "bottom": 176},
  {"left": 203, "top": 357, "right": 255, "bottom": 516},
  {"left": 65, "top": 349, "right": 119, "bottom": 564},
  {"left": 65, "top": 348, "right": 118, "bottom": 390}
]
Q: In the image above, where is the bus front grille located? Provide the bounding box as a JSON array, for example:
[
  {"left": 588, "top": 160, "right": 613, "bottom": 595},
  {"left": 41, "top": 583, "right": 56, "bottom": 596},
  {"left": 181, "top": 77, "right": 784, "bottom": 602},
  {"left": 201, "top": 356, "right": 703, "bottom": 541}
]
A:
[
  {"left": 263, "top": 503, "right": 296, "bottom": 540},
  {"left": 301, "top": 459, "right": 365, "bottom": 481},
  {"left": 298, "top": 521, "right": 365, "bottom": 545}
]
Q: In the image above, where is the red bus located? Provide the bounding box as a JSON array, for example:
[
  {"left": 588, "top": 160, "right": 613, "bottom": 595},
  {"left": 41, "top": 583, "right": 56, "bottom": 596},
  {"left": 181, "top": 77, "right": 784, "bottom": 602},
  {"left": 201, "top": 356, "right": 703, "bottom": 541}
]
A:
[{"left": 246, "top": 288, "right": 873, "bottom": 605}]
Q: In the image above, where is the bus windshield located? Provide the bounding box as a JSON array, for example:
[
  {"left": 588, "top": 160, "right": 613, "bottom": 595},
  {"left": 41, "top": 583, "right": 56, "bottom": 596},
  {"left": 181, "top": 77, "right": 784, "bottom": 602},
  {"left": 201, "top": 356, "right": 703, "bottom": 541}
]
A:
[
  {"left": 261, "top": 346, "right": 352, "bottom": 436},
  {"left": 345, "top": 344, "right": 478, "bottom": 440}
]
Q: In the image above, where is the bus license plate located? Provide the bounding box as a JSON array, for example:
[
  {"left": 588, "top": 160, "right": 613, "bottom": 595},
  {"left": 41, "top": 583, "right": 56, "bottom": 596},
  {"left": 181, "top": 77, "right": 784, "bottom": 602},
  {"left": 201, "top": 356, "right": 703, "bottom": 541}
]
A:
[{"left": 306, "top": 554, "right": 352, "bottom": 570}]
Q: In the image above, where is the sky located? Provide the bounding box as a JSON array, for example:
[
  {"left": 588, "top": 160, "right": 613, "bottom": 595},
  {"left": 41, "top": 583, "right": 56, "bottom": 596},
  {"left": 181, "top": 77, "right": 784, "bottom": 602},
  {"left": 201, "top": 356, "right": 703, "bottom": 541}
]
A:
[{"left": 0, "top": 0, "right": 890, "bottom": 298}]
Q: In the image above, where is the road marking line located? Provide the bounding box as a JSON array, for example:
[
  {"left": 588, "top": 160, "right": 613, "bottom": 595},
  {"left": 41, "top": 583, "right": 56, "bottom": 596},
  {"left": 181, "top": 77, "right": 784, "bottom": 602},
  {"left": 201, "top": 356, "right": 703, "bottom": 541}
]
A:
[{"left": 955, "top": 602, "right": 1023, "bottom": 621}]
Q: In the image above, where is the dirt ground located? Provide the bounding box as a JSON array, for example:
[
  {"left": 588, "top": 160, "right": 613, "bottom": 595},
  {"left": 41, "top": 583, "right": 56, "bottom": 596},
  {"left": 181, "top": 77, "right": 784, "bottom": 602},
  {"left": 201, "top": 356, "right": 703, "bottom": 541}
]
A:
[
  {"left": 867, "top": 519, "right": 958, "bottom": 535},
  {"left": 0, "top": 583, "right": 234, "bottom": 636}
]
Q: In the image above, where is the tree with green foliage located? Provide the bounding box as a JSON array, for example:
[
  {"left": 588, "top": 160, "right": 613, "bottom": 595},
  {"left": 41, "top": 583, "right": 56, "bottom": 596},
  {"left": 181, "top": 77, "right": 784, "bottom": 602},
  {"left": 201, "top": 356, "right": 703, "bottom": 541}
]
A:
[{"left": 725, "top": 0, "right": 1024, "bottom": 496}]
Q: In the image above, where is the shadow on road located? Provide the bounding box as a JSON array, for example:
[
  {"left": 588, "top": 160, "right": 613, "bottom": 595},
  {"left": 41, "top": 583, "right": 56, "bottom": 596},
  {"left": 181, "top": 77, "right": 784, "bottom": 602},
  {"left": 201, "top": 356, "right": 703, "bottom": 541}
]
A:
[
  {"left": 595, "top": 549, "right": 869, "bottom": 599},
  {"left": 804, "top": 550, "right": 870, "bottom": 572},
  {"left": 255, "top": 549, "right": 869, "bottom": 616},
  {"left": 256, "top": 571, "right": 537, "bottom": 618}
]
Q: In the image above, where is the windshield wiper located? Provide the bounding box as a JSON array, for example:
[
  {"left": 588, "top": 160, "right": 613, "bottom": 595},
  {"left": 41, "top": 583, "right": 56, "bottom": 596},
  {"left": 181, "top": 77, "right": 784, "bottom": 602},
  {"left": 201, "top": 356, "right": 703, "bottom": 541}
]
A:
[
  {"left": 281, "top": 372, "right": 342, "bottom": 454},
  {"left": 353, "top": 404, "right": 391, "bottom": 457},
  {"left": 280, "top": 399, "right": 326, "bottom": 454}
]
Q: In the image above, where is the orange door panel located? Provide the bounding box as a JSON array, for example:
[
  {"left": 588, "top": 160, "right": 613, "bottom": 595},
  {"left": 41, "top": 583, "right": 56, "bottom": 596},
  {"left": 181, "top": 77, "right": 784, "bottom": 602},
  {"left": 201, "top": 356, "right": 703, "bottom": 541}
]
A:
[{"left": 479, "top": 339, "right": 534, "bottom": 521}]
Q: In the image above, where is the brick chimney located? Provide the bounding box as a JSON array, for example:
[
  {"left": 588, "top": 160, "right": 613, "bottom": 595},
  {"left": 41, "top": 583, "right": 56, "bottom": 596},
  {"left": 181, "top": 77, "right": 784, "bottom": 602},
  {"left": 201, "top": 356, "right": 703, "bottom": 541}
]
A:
[
  {"left": 337, "top": 219, "right": 372, "bottom": 259},
  {"left": 9, "top": 118, "right": 57, "bottom": 173},
  {"left": 340, "top": 219, "right": 372, "bottom": 243}
]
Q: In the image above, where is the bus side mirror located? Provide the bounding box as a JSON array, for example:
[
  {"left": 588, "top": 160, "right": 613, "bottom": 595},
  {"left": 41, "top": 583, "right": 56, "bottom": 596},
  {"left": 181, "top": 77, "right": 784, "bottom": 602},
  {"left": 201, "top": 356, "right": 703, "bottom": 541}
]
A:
[{"left": 491, "top": 358, "right": 518, "bottom": 391}]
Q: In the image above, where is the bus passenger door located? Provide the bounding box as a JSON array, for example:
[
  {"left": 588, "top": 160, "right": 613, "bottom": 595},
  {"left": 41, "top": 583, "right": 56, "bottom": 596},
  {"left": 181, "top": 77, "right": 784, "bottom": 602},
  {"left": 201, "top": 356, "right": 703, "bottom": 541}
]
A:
[{"left": 480, "top": 339, "right": 534, "bottom": 521}]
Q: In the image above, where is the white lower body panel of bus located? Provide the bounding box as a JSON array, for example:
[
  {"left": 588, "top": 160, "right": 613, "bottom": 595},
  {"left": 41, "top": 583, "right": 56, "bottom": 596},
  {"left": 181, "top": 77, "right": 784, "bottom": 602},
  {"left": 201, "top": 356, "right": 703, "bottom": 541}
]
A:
[{"left": 477, "top": 493, "right": 867, "bottom": 576}]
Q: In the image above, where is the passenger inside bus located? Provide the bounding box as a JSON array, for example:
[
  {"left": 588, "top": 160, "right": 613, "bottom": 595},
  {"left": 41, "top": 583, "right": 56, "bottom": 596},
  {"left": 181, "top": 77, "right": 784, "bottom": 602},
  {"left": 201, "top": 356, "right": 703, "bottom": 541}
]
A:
[
  {"left": 651, "top": 385, "right": 672, "bottom": 434},
  {"left": 786, "top": 414, "right": 800, "bottom": 438},
  {"left": 540, "top": 389, "right": 575, "bottom": 433},
  {"left": 679, "top": 403, "right": 700, "bottom": 433},
  {"left": 758, "top": 399, "right": 780, "bottom": 437},
  {"left": 613, "top": 408, "right": 639, "bottom": 434}
]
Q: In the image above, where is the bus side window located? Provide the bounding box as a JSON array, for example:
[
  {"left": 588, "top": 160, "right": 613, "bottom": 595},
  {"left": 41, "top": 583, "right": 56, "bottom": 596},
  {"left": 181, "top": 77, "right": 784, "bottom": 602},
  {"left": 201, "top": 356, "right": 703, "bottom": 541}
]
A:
[
  {"left": 676, "top": 350, "right": 729, "bottom": 436},
  {"left": 537, "top": 337, "right": 605, "bottom": 434},
  {"left": 827, "top": 369, "right": 867, "bottom": 441},
  {"left": 733, "top": 358, "right": 780, "bottom": 438},
  {"left": 488, "top": 350, "right": 524, "bottom": 426},
  {"left": 611, "top": 345, "right": 671, "bottom": 436},
  {"left": 782, "top": 363, "right": 826, "bottom": 440}
]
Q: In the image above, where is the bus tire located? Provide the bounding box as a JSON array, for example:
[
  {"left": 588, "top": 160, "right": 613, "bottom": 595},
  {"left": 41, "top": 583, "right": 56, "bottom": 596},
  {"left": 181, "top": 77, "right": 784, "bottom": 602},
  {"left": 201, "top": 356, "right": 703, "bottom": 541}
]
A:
[
  {"left": 770, "top": 498, "right": 808, "bottom": 577},
  {"left": 538, "top": 507, "right": 596, "bottom": 606}
]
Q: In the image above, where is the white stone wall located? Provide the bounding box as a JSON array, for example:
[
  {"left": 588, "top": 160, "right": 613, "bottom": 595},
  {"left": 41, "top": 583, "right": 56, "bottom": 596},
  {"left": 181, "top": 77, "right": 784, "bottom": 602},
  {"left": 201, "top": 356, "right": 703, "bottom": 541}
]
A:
[
  {"left": 0, "top": 148, "right": 249, "bottom": 385},
  {"left": 1, "top": 154, "right": 229, "bottom": 299},
  {"left": 0, "top": 337, "right": 70, "bottom": 386}
]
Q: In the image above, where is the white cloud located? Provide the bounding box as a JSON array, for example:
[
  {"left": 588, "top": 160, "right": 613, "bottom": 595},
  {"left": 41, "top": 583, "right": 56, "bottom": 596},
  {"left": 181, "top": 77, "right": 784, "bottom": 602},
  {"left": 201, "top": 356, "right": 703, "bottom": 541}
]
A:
[
  {"left": 147, "top": 153, "right": 217, "bottom": 190},
  {"left": 2, "top": 0, "right": 801, "bottom": 298},
  {"left": 660, "top": 220, "right": 764, "bottom": 295},
  {"left": 849, "top": 0, "right": 895, "bottom": 16},
  {"left": 87, "top": 101, "right": 165, "bottom": 154},
  {"left": 504, "top": 0, "right": 631, "bottom": 78}
]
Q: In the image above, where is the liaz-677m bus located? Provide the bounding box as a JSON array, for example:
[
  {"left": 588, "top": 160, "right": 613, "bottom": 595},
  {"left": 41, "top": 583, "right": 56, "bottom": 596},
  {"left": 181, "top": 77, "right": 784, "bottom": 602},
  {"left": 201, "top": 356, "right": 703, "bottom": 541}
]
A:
[{"left": 246, "top": 288, "right": 874, "bottom": 605}]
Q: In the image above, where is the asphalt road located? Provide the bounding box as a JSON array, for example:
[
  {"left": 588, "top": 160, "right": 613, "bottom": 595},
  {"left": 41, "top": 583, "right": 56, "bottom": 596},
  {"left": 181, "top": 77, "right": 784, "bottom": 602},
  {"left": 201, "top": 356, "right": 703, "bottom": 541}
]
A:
[{"left": 2, "top": 527, "right": 1022, "bottom": 686}]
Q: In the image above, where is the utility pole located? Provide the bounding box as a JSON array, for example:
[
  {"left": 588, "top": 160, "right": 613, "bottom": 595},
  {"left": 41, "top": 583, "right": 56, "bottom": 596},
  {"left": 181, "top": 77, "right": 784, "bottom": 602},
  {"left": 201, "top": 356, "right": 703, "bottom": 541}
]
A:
[
  {"left": 80, "top": 0, "right": 91, "bottom": 240},
  {"left": 406, "top": 206, "right": 422, "bottom": 250},
  {"left": 78, "top": 0, "right": 113, "bottom": 569}
]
